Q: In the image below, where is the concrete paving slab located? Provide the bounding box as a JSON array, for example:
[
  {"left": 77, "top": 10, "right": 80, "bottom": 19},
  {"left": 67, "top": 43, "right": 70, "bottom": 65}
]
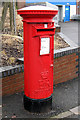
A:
[
  {"left": 70, "top": 106, "right": 80, "bottom": 115},
  {"left": 66, "top": 114, "right": 79, "bottom": 119},
  {"left": 51, "top": 111, "right": 73, "bottom": 118}
]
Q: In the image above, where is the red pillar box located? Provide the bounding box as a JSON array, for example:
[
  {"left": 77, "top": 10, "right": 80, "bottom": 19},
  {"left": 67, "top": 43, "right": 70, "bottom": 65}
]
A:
[{"left": 17, "top": 6, "right": 58, "bottom": 113}]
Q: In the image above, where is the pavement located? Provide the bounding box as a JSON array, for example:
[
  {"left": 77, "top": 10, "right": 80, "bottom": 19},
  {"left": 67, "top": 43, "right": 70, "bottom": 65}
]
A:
[
  {"left": 2, "top": 77, "right": 79, "bottom": 119},
  {"left": 59, "top": 21, "right": 80, "bottom": 46}
]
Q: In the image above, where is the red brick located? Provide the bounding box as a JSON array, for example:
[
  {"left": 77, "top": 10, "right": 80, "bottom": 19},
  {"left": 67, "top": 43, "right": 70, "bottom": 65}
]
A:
[
  {"left": 2, "top": 84, "right": 24, "bottom": 96},
  {"left": 2, "top": 72, "right": 24, "bottom": 82},
  {"left": 2, "top": 77, "right": 24, "bottom": 87}
]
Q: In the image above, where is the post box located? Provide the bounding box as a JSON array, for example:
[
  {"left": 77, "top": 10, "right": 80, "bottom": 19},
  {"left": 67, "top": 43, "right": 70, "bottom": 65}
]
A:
[{"left": 17, "top": 6, "right": 58, "bottom": 113}]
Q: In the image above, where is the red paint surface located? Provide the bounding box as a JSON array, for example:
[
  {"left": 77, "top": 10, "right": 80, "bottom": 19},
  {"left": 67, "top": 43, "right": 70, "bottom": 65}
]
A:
[{"left": 17, "top": 7, "right": 58, "bottom": 99}]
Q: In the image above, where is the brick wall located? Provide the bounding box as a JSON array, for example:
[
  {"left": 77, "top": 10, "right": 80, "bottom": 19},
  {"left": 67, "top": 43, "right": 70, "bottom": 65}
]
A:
[
  {"left": 54, "top": 53, "right": 79, "bottom": 84},
  {"left": 2, "top": 72, "right": 24, "bottom": 96},
  {"left": 1, "top": 49, "right": 79, "bottom": 96}
]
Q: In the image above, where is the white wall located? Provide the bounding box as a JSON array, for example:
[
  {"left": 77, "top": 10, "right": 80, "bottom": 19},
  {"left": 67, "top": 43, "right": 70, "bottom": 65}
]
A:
[
  {"left": 63, "top": 5, "right": 65, "bottom": 18},
  {"left": 70, "top": 5, "right": 76, "bottom": 18}
]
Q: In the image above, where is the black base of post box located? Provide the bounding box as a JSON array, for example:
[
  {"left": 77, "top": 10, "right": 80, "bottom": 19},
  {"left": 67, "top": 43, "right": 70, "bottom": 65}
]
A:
[{"left": 24, "top": 95, "right": 52, "bottom": 113}]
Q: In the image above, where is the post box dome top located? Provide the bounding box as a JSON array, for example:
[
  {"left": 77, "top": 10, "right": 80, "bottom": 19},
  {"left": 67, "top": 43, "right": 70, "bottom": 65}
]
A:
[
  {"left": 18, "top": 5, "right": 58, "bottom": 11},
  {"left": 17, "top": 5, "right": 58, "bottom": 18}
]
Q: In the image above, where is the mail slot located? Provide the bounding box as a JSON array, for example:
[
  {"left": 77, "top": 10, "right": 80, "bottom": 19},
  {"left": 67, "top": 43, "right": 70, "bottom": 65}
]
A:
[{"left": 17, "top": 6, "right": 58, "bottom": 113}]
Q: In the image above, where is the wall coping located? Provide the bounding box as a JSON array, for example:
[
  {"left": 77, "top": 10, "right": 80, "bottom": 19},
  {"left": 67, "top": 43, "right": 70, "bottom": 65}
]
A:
[
  {"left": 54, "top": 32, "right": 79, "bottom": 58},
  {"left": 0, "top": 64, "right": 24, "bottom": 78}
]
